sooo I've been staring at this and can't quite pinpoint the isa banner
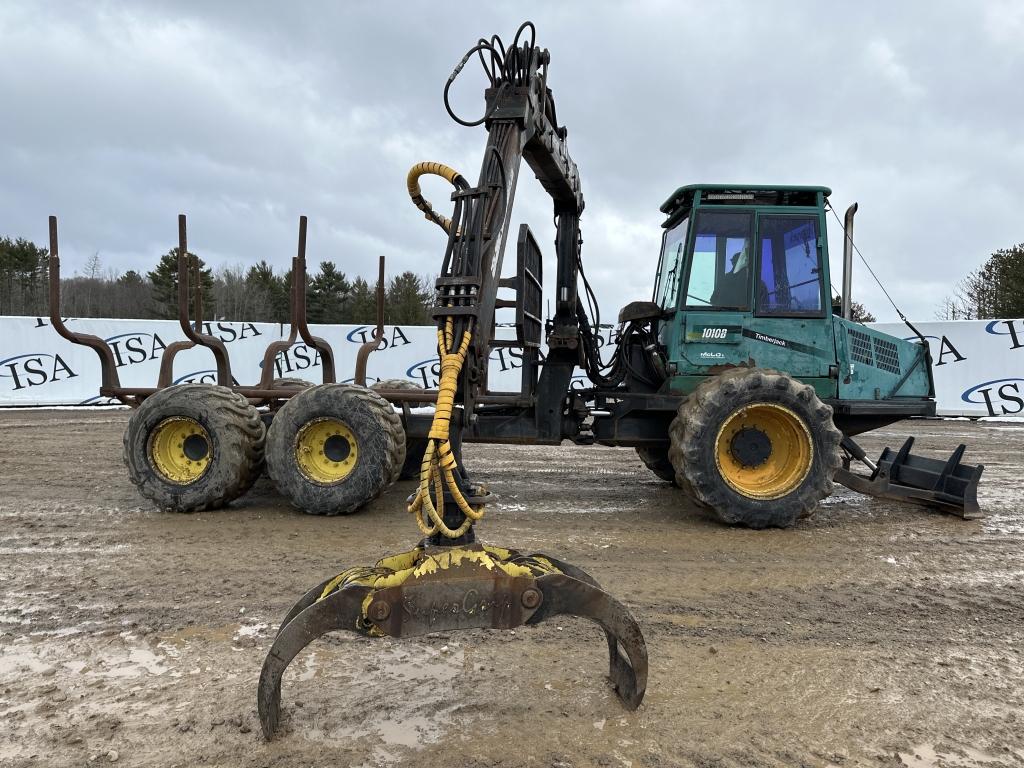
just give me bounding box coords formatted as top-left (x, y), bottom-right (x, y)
top-left (1, 315), bottom-right (1021, 417)
top-left (872, 319), bottom-right (1024, 418)
top-left (0, 316), bottom-right (528, 407)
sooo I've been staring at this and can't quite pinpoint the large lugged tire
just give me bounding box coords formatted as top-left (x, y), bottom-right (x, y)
top-left (266, 384), bottom-right (406, 515)
top-left (371, 378), bottom-right (428, 481)
top-left (123, 384), bottom-right (266, 513)
top-left (635, 445), bottom-right (676, 485)
top-left (668, 368), bottom-right (841, 528)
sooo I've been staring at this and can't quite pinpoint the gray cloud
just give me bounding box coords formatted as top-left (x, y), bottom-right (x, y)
top-left (2, 1), bottom-right (1022, 323)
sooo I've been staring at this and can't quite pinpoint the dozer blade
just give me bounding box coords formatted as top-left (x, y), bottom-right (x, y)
top-left (256, 544), bottom-right (648, 740)
top-left (835, 436), bottom-right (984, 519)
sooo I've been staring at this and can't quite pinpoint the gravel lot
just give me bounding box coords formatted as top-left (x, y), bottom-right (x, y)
top-left (1, 410), bottom-right (1022, 767)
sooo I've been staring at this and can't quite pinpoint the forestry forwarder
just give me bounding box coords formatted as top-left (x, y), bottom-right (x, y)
top-left (46, 22), bottom-right (982, 738)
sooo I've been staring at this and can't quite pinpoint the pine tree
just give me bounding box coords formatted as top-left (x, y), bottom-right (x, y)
top-left (308, 261), bottom-right (351, 323)
top-left (347, 277), bottom-right (377, 324)
top-left (385, 271), bottom-right (433, 325)
top-left (245, 260), bottom-right (289, 322)
top-left (147, 248), bottom-right (214, 320)
top-left (939, 243), bottom-right (1024, 319)
top-left (850, 301), bottom-right (876, 323)
top-left (0, 236), bottom-right (49, 315)
top-left (118, 270), bottom-right (144, 285)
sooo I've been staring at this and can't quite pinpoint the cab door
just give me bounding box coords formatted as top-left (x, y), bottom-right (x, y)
top-left (671, 210), bottom-right (755, 374)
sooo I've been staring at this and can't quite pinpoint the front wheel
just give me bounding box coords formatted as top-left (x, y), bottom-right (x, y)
top-left (668, 369), bottom-right (841, 528)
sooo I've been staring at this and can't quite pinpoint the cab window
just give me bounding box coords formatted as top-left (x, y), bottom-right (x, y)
top-left (683, 211), bottom-right (754, 310)
top-left (654, 215), bottom-right (689, 310)
top-left (757, 216), bottom-right (824, 316)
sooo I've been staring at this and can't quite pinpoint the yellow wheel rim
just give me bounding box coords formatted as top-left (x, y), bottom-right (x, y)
top-left (714, 403), bottom-right (813, 500)
top-left (148, 417), bottom-right (211, 484)
top-left (295, 418), bottom-right (359, 484)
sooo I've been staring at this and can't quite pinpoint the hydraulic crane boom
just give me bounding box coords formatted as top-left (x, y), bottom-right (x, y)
top-left (432, 24), bottom-right (585, 419)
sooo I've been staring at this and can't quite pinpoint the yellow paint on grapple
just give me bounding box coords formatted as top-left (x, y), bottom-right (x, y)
top-left (314, 544), bottom-right (566, 636)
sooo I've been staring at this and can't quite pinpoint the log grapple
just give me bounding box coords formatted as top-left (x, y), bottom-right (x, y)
top-left (257, 544), bottom-right (647, 738)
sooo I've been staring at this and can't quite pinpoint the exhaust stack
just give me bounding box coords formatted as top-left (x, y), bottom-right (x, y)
top-left (841, 202), bottom-right (858, 320)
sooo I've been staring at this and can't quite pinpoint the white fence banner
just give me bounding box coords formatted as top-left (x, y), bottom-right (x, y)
top-left (1, 315), bottom-right (1021, 417)
top-left (871, 319), bottom-right (1024, 418)
top-left (0, 316), bottom-right (536, 407)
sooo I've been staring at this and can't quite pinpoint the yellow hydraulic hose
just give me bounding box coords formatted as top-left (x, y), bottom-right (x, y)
top-left (404, 161), bottom-right (482, 538)
top-left (406, 161), bottom-right (466, 234)
top-left (407, 318), bottom-right (483, 538)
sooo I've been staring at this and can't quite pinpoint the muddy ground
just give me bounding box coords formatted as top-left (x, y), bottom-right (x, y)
top-left (0, 411), bottom-right (1022, 768)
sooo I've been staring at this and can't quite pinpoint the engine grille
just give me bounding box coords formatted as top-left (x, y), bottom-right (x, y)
top-left (847, 327), bottom-right (874, 367)
top-left (873, 336), bottom-right (901, 374)
top-left (846, 326), bottom-right (902, 376)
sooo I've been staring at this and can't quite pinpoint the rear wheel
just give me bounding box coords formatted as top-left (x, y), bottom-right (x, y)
top-left (371, 378), bottom-right (428, 481)
top-left (668, 368), bottom-right (841, 528)
top-left (266, 384), bottom-right (405, 515)
top-left (123, 384), bottom-right (265, 512)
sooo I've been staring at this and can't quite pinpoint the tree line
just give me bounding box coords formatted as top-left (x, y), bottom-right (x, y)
top-left (937, 243), bottom-right (1024, 320)
top-left (0, 236), bottom-right (436, 325)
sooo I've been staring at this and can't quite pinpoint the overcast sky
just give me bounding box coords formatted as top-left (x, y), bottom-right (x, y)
top-left (2, 1), bottom-right (1022, 323)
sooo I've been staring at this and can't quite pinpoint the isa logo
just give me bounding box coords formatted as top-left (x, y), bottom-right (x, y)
top-left (104, 331), bottom-right (167, 368)
top-left (985, 320), bottom-right (1024, 350)
top-left (962, 378), bottom-right (1024, 416)
top-left (0, 352), bottom-right (78, 390)
top-left (346, 326), bottom-right (411, 349)
top-left (173, 370), bottom-right (241, 385)
top-left (269, 344), bottom-right (323, 377)
top-left (199, 322), bottom-right (263, 343)
top-left (406, 358), bottom-right (441, 388)
top-left (489, 346), bottom-right (524, 373)
top-left (903, 334), bottom-right (965, 366)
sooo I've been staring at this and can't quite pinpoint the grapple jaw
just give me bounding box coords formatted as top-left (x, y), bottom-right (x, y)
top-left (835, 436), bottom-right (984, 519)
top-left (257, 544), bottom-right (648, 740)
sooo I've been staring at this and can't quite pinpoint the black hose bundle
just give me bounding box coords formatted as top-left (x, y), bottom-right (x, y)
top-left (443, 22), bottom-right (538, 127)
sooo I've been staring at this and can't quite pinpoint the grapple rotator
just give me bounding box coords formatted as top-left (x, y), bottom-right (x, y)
top-left (257, 537), bottom-right (648, 739)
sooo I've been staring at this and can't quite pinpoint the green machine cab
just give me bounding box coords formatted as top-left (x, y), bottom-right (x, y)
top-left (654, 184), bottom-right (934, 435)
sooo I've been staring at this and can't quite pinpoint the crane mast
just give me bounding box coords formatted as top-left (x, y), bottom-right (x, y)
top-left (434, 31), bottom-right (585, 418)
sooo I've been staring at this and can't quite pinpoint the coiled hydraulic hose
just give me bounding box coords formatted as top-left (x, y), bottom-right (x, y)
top-left (406, 162), bottom-right (468, 234)
top-left (405, 161), bottom-right (481, 538)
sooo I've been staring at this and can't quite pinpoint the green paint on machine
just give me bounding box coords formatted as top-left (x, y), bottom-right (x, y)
top-left (654, 184), bottom-right (933, 408)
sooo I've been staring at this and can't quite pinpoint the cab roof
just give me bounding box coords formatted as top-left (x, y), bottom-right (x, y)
top-left (659, 184), bottom-right (832, 214)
